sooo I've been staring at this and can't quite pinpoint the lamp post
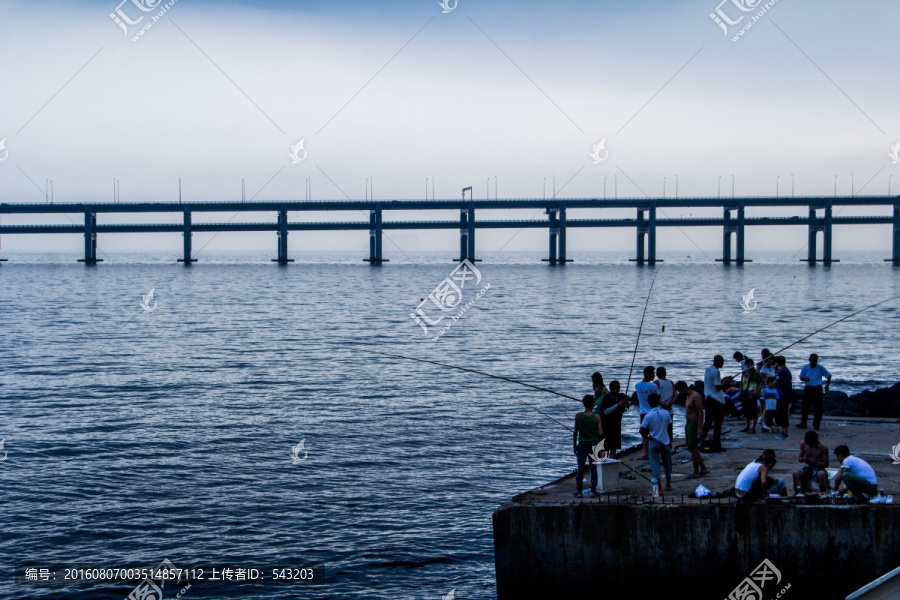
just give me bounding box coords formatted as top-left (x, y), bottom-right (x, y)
top-left (791, 173), bottom-right (794, 198)
top-left (776, 175), bottom-right (780, 198)
top-left (718, 175), bottom-right (721, 199)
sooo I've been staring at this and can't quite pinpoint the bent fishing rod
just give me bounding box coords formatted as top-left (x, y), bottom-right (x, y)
top-left (726, 292), bottom-right (900, 380)
top-left (361, 348), bottom-right (654, 482)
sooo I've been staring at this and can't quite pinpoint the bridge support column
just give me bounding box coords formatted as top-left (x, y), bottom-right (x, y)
top-left (544, 209), bottom-right (559, 264)
top-left (630, 209), bottom-right (647, 264)
top-left (271, 208), bottom-right (294, 264)
top-left (719, 208), bottom-right (733, 265)
top-left (888, 204), bottom-right (900, 265)
top-left (457, 204), bottom-right (477, 262)
top-left (802, 207), bottom-right (837, 264)
top-left (807, 208), bottom-right (818, 263)
top-left (177, 208), bottom-right (196, 264)
top-left (543, 204), bottom-right (572, 264)
top-left (647, 203), bottom-right (657, 265)
top-left (736, 202), bottom-right (746, 265)
top-left (77, 209), bottom-right (101, 264)
top-left (364, 204), bottom-right (388, 264)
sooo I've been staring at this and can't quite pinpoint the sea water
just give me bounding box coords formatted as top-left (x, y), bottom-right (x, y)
top-left (1, 250), bottom-right (898, 599)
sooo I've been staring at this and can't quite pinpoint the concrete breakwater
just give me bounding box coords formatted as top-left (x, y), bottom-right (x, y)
top-left (493, 417), bottom-right (900, 600)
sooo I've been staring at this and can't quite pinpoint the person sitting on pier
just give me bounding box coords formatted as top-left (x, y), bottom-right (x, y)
top-left (833, 445), bottom-right (878, 502)
top-left (792, 431), bottom-right (830, 495)
top-left (596, 380), bottom-right (628, 459)
top-left (635, 366), bottom-right (659, 460)
top-left (735, 450), bottom-right (787, 502)
top-left (675, 381), bottom-right (709, 479)
top-left (573, 395), bottom-right (603, 498)
top-left (639, 393), bottom-right (673, 492)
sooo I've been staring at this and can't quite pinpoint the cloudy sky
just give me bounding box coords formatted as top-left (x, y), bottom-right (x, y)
top-left (1, 0), bottom-right (898, 254)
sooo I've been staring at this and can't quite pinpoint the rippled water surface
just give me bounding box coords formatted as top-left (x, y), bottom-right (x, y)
top-left (1, 251), bottom-right (899, 599)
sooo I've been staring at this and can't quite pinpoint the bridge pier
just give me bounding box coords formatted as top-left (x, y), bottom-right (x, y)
top-left (803, 204), bottom-right (838, 265)
top-left (887, 204), bottom-right (900, 265)
top-left (629, 206), bottom-right (658, 264)
top-left (364, 204), bottom-right (388, 264)
top-left (177, 208), bottom-right (196, 264)
top-left (542, 205), bottom-right (572, 264)
top-left (271, 208), bottom-right (294, 264)
top-left (717, 204), bottom-right (749, 264)
top-left (77, 209), bottom-right (101, 264)
top-left (457, 204), bottom-right (477, 262)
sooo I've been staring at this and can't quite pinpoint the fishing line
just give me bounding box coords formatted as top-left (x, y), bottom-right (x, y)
top-left (724, 293), bottom-right (900, 380)
top-left (770, 293), bottom-right (900, 358)
top-left (624, 266), bottom-right (662, 394)
top-left (358, 348), bottom-right (576, 431)
top-left (360, 348), bottom-right (659, 483)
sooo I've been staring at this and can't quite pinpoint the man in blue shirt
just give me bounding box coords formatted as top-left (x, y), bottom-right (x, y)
top-left (640, 394), bottom-right (673, 492)
top-left (797, 353), bottom-right (831, 431)
top-left (774, 356), bottom-right (793, 440)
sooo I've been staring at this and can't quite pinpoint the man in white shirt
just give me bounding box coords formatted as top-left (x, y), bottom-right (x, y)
top-left (639, 394), bottom-right (673, 492)
top-left (833, 444), bottom-right (878, 501)
top-left (797, 353), bottom-right (832, 431)
top-left (634, 366), bottom-right (659, 460)
top-left (700, 355), bottom-right (732, 452)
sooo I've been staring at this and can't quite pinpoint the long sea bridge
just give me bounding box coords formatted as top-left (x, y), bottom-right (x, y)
top-left (1, 196), bottom-right (898, 265)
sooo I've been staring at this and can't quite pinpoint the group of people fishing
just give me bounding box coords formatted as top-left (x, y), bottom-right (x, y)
top-left (572, 350), bottom-right (879, 502)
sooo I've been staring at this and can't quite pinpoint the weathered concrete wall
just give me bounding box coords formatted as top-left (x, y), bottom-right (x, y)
top-left (493, 503), bottom-right (900, 600)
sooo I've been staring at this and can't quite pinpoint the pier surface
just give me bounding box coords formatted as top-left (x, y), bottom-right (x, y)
top-left (493, 416), bottom-right (900, 600)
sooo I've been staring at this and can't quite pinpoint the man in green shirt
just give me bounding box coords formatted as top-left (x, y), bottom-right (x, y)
top-left (573, 395), bottom-right (603, 498)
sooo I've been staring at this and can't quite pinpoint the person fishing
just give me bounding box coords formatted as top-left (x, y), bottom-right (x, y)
top-left (596, 380), bottom-right (628, 459)
top-left (573, 395), bottom-right (603, 498)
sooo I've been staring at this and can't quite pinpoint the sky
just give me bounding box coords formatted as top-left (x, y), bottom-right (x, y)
top-left (0, 0), bottom-right (898, 254)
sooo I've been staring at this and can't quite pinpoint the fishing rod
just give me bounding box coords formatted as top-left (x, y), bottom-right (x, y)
top-left (624, 267), bottom-right (662, 394)
top-left (725, 292), bottom-right (900, 380)
top-left (360, 348), bottom-right (657, 482)
top-left (771, 293), bottom-right (900, 358)
top-left (357, 348), bottom-right (576, 431)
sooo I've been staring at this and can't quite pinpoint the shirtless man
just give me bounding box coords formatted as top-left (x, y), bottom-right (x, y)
top-left (675, 381), bottom-right (709, 479)
top-left (792, 431), bottom-right (829, 494)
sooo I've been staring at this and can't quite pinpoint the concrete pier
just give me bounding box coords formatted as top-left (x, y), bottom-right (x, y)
top-left (493, 417), bottom-right (900, 600)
